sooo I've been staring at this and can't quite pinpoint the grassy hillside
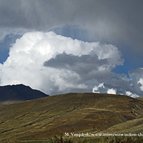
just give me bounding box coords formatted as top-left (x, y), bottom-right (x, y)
top-left (138, 97), bottom-right (143, 101)
top-left (0, 93), bottom-right (143, 142)
top-left (104, 117), bottom-right (143, 133)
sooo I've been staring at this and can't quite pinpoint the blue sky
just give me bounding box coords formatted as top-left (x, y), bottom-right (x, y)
top-left (114, 45), bottom-right (143, 75)
top-left (0, 34), bottom-right (19, 63)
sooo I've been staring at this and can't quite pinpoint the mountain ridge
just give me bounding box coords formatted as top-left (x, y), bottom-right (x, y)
top-left (0, 84), bottom-right (48, 101)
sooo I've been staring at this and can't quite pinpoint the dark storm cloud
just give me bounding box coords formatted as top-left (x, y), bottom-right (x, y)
top-left (44, 53), bottom-right (112, 85)
top-left (0, 0), bottom-right (143, 44)
top-left (44, 53), bottom-right (108, 75)
top-left (44, 53), bottom-right (143, 96)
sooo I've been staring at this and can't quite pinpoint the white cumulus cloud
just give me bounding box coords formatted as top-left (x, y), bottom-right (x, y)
top-left (0, 31), bottom-right (123, 94)
top-left (107, 88), bottom-right (117, 94)
top-left (125, 91), bottom-right (139, 98)
top-left (138, 78), bottom-right (143, 91)
top-left (92, 83), bottom-right (105, 93)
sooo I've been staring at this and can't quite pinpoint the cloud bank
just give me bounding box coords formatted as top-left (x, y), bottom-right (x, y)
top-left (0, 31), bottom-right (143, 97)
top-left (0, 0), bottom-right (143, 77)
top-left (0, 0), bottom-right (143, 49)
top-left (0, 31), bottom-right (122, 94)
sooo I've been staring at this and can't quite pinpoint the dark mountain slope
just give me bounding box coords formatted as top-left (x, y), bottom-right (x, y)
top-left (0, 84), bottom-right (48, 101)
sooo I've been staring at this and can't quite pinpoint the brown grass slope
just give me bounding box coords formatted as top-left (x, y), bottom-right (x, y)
top-left (0, 93), bottom-right (143, 142)
top-left (138, 96), bottom-right (143, 101)
top-left (104, 116), bottom-right (143, 133)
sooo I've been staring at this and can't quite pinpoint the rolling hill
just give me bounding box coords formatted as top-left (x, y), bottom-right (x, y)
top-left (0, 93), bottom-right (143, 142)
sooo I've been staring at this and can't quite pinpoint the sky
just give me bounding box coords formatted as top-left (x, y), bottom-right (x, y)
top-left (0, 0), bottom-right (143, 97)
